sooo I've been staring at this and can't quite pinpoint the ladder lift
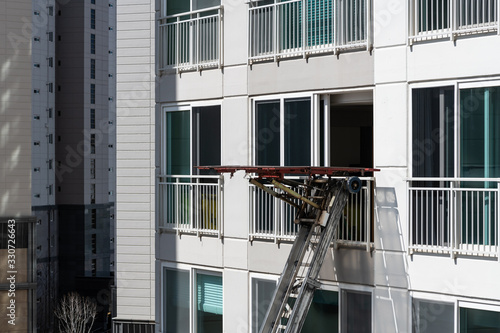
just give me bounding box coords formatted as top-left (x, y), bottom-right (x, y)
top-left (199, 166), bottom-right (378, 333)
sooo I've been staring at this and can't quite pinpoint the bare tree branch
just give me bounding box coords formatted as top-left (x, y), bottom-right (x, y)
top-left (54, 292), bottom-right (97, 333)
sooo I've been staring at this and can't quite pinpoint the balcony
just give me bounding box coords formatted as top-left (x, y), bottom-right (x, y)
top-left (408, 178), bottom-right (499, 257)
top-left (248, 0), bottom-right (371, 63)
top-left (409, 0), bottom-right (499, 44)
top-left (158, 175), bottom-right (223, 237)
top-left (158, 6), bottom-right (223, 73)
top-left (249, 176), bottom-right (375, 250)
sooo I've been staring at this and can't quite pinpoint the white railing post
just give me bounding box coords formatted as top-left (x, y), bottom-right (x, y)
top-left (273, 3), bottom-right (278, 61)
top-left (178, 17), bottom-right (181, 73)
top-left (219, 7), bottom-right (223, 69)
top-left (450, 180), bottom-right (456, 258)
top-left (367, 0), bottom-right (372, 50)
top-left (366, 179), bottom-right (371, 252)
top-left (302, 0), bottom-right (307, 57)
top-left (497, 181), bottom-right (500, 260)
top-left (175, 177), bottom-right (179, 234)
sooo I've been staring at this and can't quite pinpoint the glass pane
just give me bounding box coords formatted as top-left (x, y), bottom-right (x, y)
top-left (412, 87), bottom-right (454, 178)
top-left (164, 268), bottom-right (190, 333)
top-left (252, 278), bottom-right (277, 333)
top-left (285, 98), bottom-right (311, 166)
top-left (256, 101), bottom-right (281, 166)
top-left (412, 299), bottom-right (454, 333)
top-left (197, 273), bottom-right (223, 333)
top-left (460, 87), bottom-right (500, 180)
top-left (166, 111), bottom-right (190, 175)
top-left (193, 106), bottom-right (221, 175)
top-left (193, 0), bottom-right (220, 10)
top-left (342, 290), bottom-right (371, 333)
top-left (460, 307), bottom-right (500, 332)
top-left (167, 0), bottom-right (190, 16)
top-left (460, 87), bottom-right (500, 245)
top-left (302, 290), bottom-right (339, 333)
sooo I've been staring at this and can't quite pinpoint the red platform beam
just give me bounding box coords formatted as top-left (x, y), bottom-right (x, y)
top-left (197, 165), bottom-right (379, 179)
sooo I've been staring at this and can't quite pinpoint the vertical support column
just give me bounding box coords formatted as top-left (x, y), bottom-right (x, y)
top-left (312, 95), bottom-right (320, 166)
top-left (450, 180), bottom-right (456, 258)
top-left (366, 179), bottom-right (371, 252)
top-left (323, 95), bottom-right (331, 167)
top-left (485, 88), bottom-right (490, 245)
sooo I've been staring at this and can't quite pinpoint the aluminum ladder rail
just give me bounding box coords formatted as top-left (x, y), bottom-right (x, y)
top-left (259, 177), bottom-right (355, 333)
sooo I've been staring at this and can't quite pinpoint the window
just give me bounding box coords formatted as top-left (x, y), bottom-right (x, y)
top-left (90, 9), bottom-right (95, 29)
top-left (163, 267), bottom-right (223, 333)
top-left (341, 290), bottom-right (371, 333)
top-left (91, 0), bottom-right (95, 4)
top-left (48, 31), bottom-right (53, 42)
top-left (251, 278), bottom-right (276, 333)
top-left (412, 299), bottom-right (454, 333)
top-left (254, 98), bottom-right (311, 166)
top-left (164, 105), bottom-right (221, 175)
top-left (91, 234), bottom-right (96, 254)
top-left (91, 259), bottom-right (96, 276)
top-left (91, 209), bottom-right (97, 229)
top-left (90, 84), bottom-right (95, 104)
top-left (251, 277), bottom-right (339, 333)
top-left (90, 108), bottom-right (95, 129)
top-left (91, 134), bottom-right (96, 154)
top-left (412, 86), bottom-right (454, 179)
top-left (302, 289), bottom-right (339, 333)
top-left (90, 158), bottom-right (96, 179)
top-left (90, 59), bottom-right (95, 79)
top-left (90, 183), bottom-right (95, 204)
top-left (460, 306), bottom-right (500, 332)
top-left (410, 84), bottom-right (500, 252)
top-left (90, 34), bottom-right (95, 54)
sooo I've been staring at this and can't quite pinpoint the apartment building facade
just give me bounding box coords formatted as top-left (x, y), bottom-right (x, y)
top-left (116, 0), bottom-right (500, 332)
top-left (1, 1), bottom-right (38, 331)
top-left (53, 0), bottom-right (117, 329)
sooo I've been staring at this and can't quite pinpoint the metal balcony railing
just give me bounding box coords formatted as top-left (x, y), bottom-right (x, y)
top-left (248, 0), bottom-right (371, 63)
top-left (409, 0), bottom-right (499, 43)
top-left (408, 178), bottom-right (499, 257)
top-left (158, 175), bottom-right (223, 237)
top-left (249, 176), bottom-right (374, 250)
top-left (158, 6), bottom-right (223, 73)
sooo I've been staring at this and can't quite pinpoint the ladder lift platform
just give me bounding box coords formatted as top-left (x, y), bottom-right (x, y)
top-left (199, 166), bottom-right (379, 333)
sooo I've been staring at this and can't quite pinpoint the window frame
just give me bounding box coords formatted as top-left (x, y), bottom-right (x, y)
top-left (161, 102), bottom-right (223, 176)
top-left (410, 292), bottom-right (500, 333)
top-left (161, 262), bottom-right (224, 333)
top-left (409, 78), bottom-right (500, 179)
top-left (338, 283), bottom-right (373, 333)
top-left (249, 273), bottom-right (279, 333)
top-left (161, 0), bottom-right (221, 18)
top-left (251, 92), bottom-right (316, 166)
